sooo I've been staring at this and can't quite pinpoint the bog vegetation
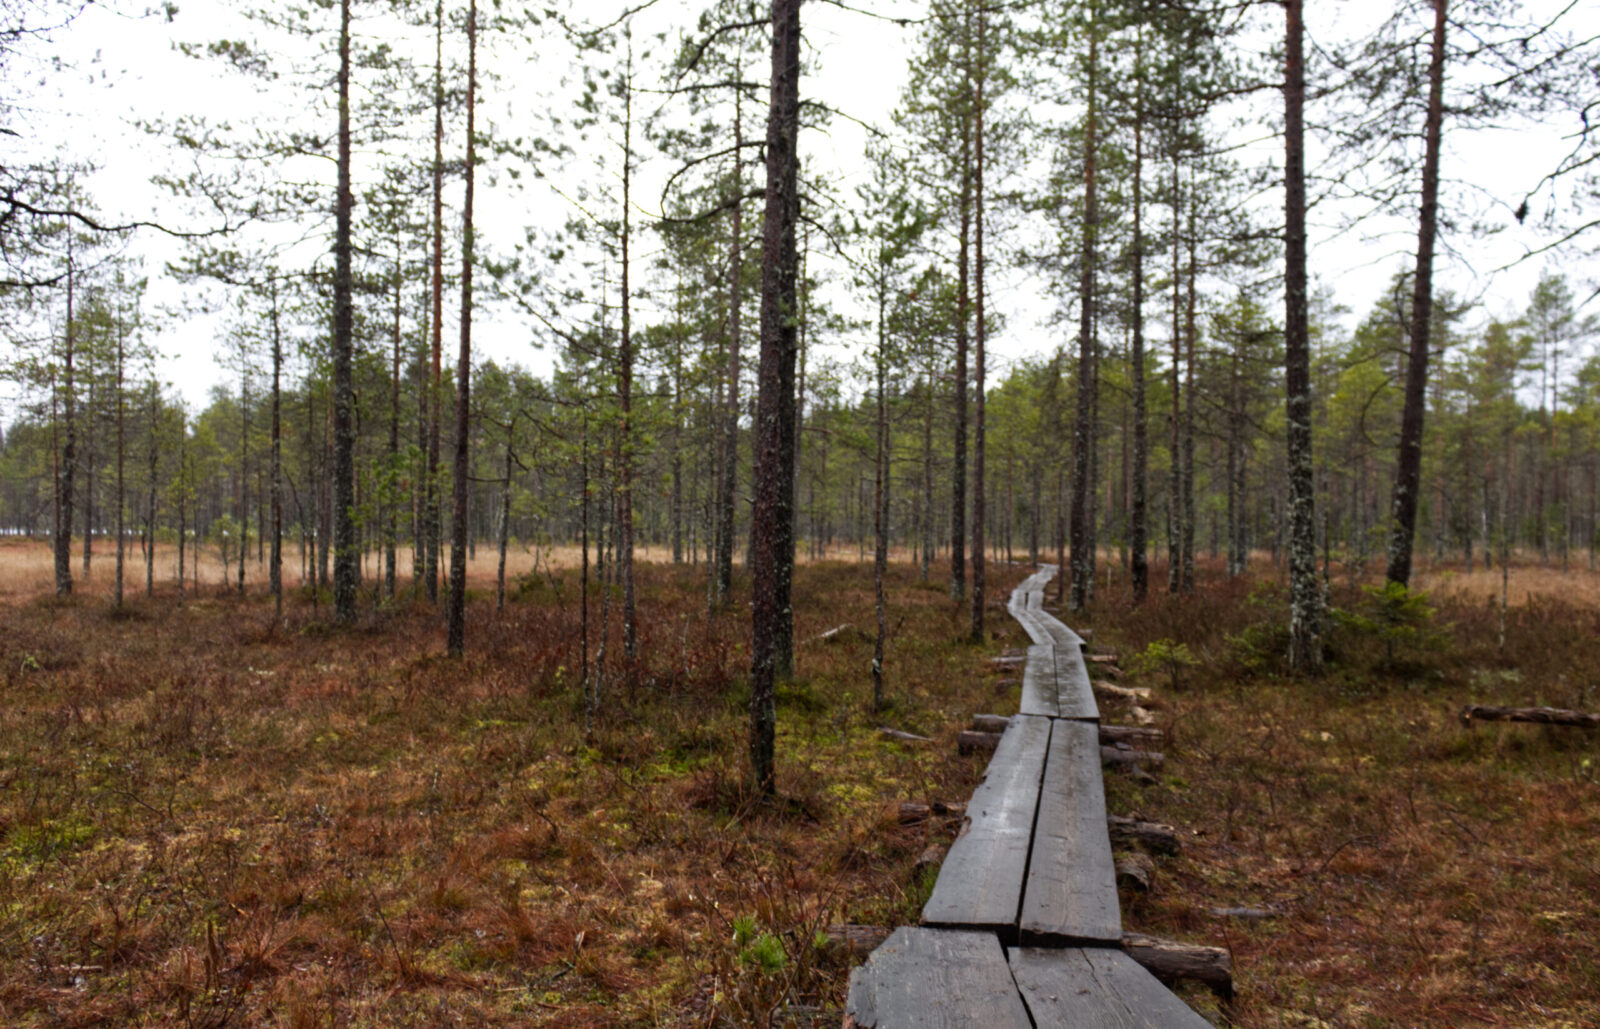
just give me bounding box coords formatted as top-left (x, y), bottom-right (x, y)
top-left (2, 0), bottom-right (1599, 1024)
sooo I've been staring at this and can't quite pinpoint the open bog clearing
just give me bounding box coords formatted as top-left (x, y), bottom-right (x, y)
top-left (0, 544), bottom-right (1596, 1026)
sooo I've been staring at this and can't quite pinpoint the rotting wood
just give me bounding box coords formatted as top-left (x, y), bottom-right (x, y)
top-left (1108, 815), bottom-right (1182, 855)
top-left (1094, 680), bottom-right (1156, 705)
top-left (878, 726), bottom-right (933, 743)
top-left (957, 730), bottom-right (1002, 755)
top-left (914, 843), bottom-right (947, 879)
top-left (897, 801), bottom-right (966, 825)
top-left (1116, 853), bottom-right (1154, 892)
top-left (825, 924), bottom-right (892, 958)
top-left (1101, 746), bottom-right (1164, 771)
top-left (805, 623), bottom-right (852, 644)
top-left (1460, 704), bottom-right (1600, 729)
top-left (1086, 652), bottom-right (1120, 664)
top-left (1120, 931), bottom-right (1233, 1001)
top-left (1100, 724), bottom-right (1165, 747)
top-left (971, 713), bottom-right (1011, 733)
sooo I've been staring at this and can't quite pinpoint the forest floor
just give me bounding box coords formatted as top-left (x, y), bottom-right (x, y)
top-left (0, 539), bottom-right (1596, 1027)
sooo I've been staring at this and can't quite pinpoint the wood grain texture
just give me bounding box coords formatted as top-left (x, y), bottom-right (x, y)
top-left (1019, 645), bottom-right (1061, 717)
top-left (844, 927), bottom-right (1034, 1029)
top-left (1007, 946), bottom-right (1214, 1028)
top-left (1052, 645), bottom-right (1100, 721)
top-left (1020, 719), bottom-right (1122, 944)
top-left (921, 714), bottom-right (1050, 933)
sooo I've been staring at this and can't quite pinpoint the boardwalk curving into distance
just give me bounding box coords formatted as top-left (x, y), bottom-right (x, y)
top-left (845, 565), bottom-right (1212, 1028)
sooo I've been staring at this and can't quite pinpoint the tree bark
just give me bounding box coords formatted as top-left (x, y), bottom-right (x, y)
top-left (715, 90), bottom-right (743, 608)
top-left (749, 0), bottom-right (802, 797)
top-left (1284, 0), bottom-right (1322, 672)
top-left (969, 4), bottom-right (987, 640)
top-left (446, 0), bottom-right (478, 656)
top-left (1130, 28), bottom-right (1148, 604)
top-left (54, 225), bottom-right (75, 597)
top-left (950, 5), bottom-right (971, 604)
top-left (425, 0), bottom-right (445, 604)
top-left (332, 0), bottom-right (358, 623)
top-left (1068, 8), bottom-right (1099, 613)
top-left (1385, 0), bottom-right (1448, 589)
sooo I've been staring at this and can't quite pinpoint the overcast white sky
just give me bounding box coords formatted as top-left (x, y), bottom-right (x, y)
top-left (6, 0), bottom-right (1596, 413)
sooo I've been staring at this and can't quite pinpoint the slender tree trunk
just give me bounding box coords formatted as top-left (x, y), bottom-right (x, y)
top-left (715, 88), bottom-right (743, 607)
top-left (446, 0), bottom-right (478, 656)
top-left (1181, 188), bottom-right (1197, 593)
top-left (55, 225), bottom-right (76, 597)
top-left (749, 0), bottom-right (801, 797)
top-left (1130, 30), bottom-right (1148, 602)
top-left (425, 0), bottom-right (445, 604)
top-left (873, 263), bottom-right (889, 711)
top-left (619, 46), bottom-right (637, 663)
top-left (969, 4), bottom-right (987, 639)
top-left (270, 273), bottom-right (283, 616)
top-left (1384, 0), bottom-right (1448, 589)
top-left (386, 228), bottom-right (401, 600)
top-left (497, 426), bottom-right (513, 613)
top-left (114, 305), bottom-right (125, 607)
top-left (145, 382), bottom-right (156, 598)
top-left (1068, 7), bottom-right (1099, 613)
top-left (1284, 0), bottom-right (1323, 671)
top-left (332, 0), bottom-right (358, 623)
top-left (951, 4), bottom-right (971, 605)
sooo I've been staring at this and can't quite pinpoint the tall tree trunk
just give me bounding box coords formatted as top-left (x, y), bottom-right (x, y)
top-left (951, 4), bottom-right (971, 605)
top-left (1384, 0), bottom-right (1448, 589)
top-left (1130, 29), bottom-right (1148, 602)
top-left (749, 0), bottom-right (801, 797)
top-left (873, 261), bottom-right (889, 711)
top-left (114, 303), bottom-right (125, 607)
top-left (969, 4), bottom-right (987, 640)
top-left (270, 272), bottom-right (283, 616)
top-left (54, 225), bottom-right (75, 597)
top-left (425, 0), bottom-right (445, 604)
top-left (715, 91), bottom-right (743, 607)
top-left (497, 426), bottom-right (513, 613)
top-left (386, 227), bottom-right (401, 600)
top-left (145, 381), bottom-right (156, 598)
top-left (1284, 0), bottom-right (1323, 671)
top-left (332, 0), bottom-right (358, 623)
top-left (1180, 187), bottom-right (1197, 593)
top-left (446, 0), bottom-right (478, 656)
top-left (619, 45), bottom-right (637, 664)
top-left (1068, 7), bottom-right (1099, 613)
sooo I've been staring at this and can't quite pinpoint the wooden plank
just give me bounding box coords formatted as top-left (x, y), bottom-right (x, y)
top-left (1007, 946), bottom-right (1214, 1028)
top-left (921, 714), bottom-right (1050, 934)
top-left (845, 927), bottom-right (1033, 1029)
top-left (1051, 645), bottom-right (1100, 721)
top-left (1018, 645), bottom-right (1061, 718)
top-left (1019, 719), bottom-right (1121, 944)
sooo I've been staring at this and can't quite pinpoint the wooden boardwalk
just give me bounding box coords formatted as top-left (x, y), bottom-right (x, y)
top-left (846, 566), bottom-right (1212, 1028)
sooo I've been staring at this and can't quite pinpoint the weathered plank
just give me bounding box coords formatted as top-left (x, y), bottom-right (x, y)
top-left (1007, 946), bottom-right (1214, 1028)
top-left (1018, 645), bottom-right (1062, 718)
top-left (921, 714), bottom-right (1050, 934)
top-left (1019, 718), bottom-right (1121, 944)
top-left (845, 928), bottom-right (1034, 1029)
top-left (1051, 644), bottom-right (1100, 721)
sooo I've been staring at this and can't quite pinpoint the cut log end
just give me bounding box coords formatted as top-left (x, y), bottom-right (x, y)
top-left (1116, 853), bottom-right (1154, 892)
top-left (824, 924), bottom-right (892, 959)
top-left (1108, 815), bottom-right (1183, 856)
top-left (1121, 931), bottom-right (1233, 1001)
top-left (958, 730), bottom-right (1003, 755)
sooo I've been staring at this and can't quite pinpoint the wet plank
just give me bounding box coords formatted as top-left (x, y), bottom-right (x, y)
top-left (921, 714), bottom-right (1050, 933)
top-left (845, 927), bottom-right (1033, 1028)
top-left (1007, 946), bottom-right (1214, 1028)
top-left (1018, 645), bottom-right (1061, 718)
top-left (1051, 645), bottom-right (1100, 721)
top-left (1019, 719), bottom-right (1121, 944)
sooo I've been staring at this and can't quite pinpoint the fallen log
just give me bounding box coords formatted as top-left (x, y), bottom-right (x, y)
top-left (1101, 746), bottom-right (1165, 771)
top-left (1128, 705), bottom-right (1157, 726)
top-left (957, 730), bottom-right (1003, 755)
top-left (1116, 853), bottom-right (1154, 893)
top-left (1093, 680), bottom-right (1159, 706)
top-left (824, 924), bottom-right (893, 959)
top-left (989, 654), bottom-right (1026, 667)
top-left (897, 801), bottom-right (966, 825)
top-left (1099, 724), bottom-right (1166, 748)
top-left (1211, 906), bottom-right (1276, 920)
top-left (878, 726), bottom-right (933, 744)
top-left (806, 623), bottom-right (853, 645)
top-left (1460, 704), bottom-right (1600, 729)
top-left (914, 843), bottom-right (947, 879)
top-left (1107, 815), bottom-right (1182, 856)
top-left (1086, 652), bottom-right (1120, 665)
top-left (971, 714), bottom-right (1164, 749)
top-left (1120, 932), bottom-right (1233, 1001)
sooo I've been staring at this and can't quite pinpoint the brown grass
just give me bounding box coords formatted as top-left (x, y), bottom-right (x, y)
top-left (2, 540), bottom-right (1596, 1026)
top-left (0, 542), bottom-right (1034, 1027)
